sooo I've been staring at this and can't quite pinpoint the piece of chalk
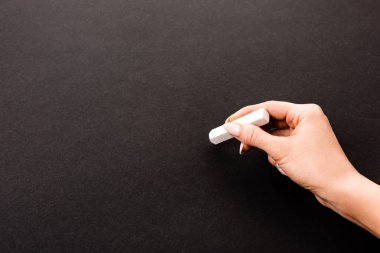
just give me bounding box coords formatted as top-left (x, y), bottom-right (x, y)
top-left (209, 108), bottom-right (270, 145)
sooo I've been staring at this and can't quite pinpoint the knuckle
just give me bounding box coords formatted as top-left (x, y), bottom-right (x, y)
top-left (244, 126), bottom-right (258, 146)
top-left (306, 104), bottom-right (325, 117)
top-left (265, 100), bottom-right (276, 108)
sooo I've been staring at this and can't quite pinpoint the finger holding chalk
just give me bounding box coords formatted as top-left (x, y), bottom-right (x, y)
top-left (209, 108), bottom-right (270, 145)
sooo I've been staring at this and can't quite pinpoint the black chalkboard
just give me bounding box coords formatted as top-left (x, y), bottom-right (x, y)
top-left (1, 0), bottom-right (379, 251)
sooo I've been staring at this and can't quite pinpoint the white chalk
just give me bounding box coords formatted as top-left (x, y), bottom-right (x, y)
top-left (209, 108), bottom-right (270, 145)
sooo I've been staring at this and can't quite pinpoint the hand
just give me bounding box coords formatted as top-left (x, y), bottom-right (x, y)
top-left (223, 101), bottom-right (380, 237)
top-left (224, 101), bottom-right (356, 202)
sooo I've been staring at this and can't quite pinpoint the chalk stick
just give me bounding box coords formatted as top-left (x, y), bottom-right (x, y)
top-left (209, 108), bottom-right (270, 145)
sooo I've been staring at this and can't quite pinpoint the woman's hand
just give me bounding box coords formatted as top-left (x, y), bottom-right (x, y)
top-left (223, 101), bottom-right (380, 238)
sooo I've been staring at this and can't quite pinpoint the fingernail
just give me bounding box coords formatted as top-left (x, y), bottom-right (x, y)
top-left (239, 143), bottom-right (244, 155)
top-left (225, 116), bottom-right (231, 123)
top-left (223, 123), bottom-right (241, 136)
top-left (275, 164), bottom-right (287, 176)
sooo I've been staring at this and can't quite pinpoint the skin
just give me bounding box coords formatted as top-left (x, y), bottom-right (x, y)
top-left (223, 101), bottom-right (380, 238)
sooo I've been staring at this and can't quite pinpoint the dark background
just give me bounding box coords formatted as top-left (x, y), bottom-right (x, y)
top-left (1, 0), bottom-right (379, 252)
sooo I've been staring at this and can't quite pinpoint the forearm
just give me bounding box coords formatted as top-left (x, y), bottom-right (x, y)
top-left (325, 171), bottom-right (380, 238)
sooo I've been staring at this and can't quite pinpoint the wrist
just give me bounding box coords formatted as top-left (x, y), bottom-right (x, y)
top-left (321, 169), bottom-right (380, 238)
top-left (324, 170), bottom-right (365, 213)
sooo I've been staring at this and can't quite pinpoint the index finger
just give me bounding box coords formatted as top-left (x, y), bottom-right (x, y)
top-left (225, 101), bottom-right (296, 122)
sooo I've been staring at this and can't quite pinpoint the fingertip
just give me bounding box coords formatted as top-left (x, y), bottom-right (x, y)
top-left (239, 143), bottom-right (251, 155)
top-left (275, 164), bottom-right (287, 176)
top-left (239, 143), bottom-right (244, 155)
top-left (223, 122), bottom-right (241, 137)
top-left (225, 114), bottom-right (237, 122)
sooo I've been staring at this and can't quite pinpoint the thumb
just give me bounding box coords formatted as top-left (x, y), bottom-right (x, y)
top-left (223, 122), bottom-right (284, 155)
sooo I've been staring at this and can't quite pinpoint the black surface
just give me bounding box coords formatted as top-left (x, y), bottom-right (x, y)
top-left (1, 0), bottom-right (380, 252)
